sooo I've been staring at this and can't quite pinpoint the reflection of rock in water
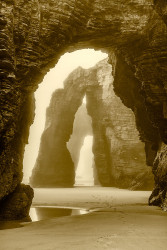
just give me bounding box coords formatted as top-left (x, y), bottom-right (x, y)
top-left (71, 209), bottom-right (88, 215)
top-left (35, 207), bottom-right (72, 220)
top-left (29, 208), bottom-right (38, 222)
top-left (30, 207), bottom-right (89, 221)
top-left (75, 135), bottom-right (94, 186)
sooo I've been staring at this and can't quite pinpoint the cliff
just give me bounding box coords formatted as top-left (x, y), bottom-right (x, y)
top-left (149, 143), bottom-right (167, 207)
top-left (31, 59), bottom-right (154, 190)
top-left (1, 0), bottom-right (167, 218)
top-left (86, 60), bottom-right (154, 189)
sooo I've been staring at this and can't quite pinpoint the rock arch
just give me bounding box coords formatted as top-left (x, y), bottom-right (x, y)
top-left (30, 59), bottom-right (154, 190)
top-left (1, 0), bottom-right (167, 218)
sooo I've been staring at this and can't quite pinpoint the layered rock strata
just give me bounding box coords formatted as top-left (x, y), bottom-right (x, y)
top-left (1, 0), bottom-right (167, 217)
top-left (86, 60), bottom-right (155, 189)
top-left (31, 59), bottom-right (154, 190)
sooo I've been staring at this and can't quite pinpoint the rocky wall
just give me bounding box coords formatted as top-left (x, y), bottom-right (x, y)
top-left (86, 60), bottom-right (155, 189)
top-left (154, 0), bottom-right (167, 25)
top-left (149, 143), bottom-right (167, 209)
top-left (0, 184), bottom-right (34, 221)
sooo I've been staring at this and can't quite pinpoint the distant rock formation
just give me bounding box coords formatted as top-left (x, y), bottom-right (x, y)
top-left (67, 104), bottom-right (98, 186)
top-left (30, 59), bottom-right (154, 190)
top-left (30, 70), bottom-right (86, 187)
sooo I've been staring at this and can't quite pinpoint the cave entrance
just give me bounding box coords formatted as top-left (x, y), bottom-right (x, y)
top-left (23, 49), bottom-right (107, 184)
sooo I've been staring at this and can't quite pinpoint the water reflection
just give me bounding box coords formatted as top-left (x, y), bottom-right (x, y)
top-left (30, 207), bottom-right (88, 222)
top-left (30, 208), bottom-right (38, 222)
top-left (36, 207), bottom-right (72, 221)
top-left (71, 209), bottom-right (88, 215)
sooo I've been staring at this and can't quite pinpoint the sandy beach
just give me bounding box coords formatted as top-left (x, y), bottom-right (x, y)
top-left (32, 187), bottom-right (151, 208)
top-left (1, 187), bottom-right (167, 250)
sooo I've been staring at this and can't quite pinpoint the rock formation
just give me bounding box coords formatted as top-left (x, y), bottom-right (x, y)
top-left (1, 0), bottom-right (167, 218)
top-left (0, 184), bottom-right (34, 221)
top-left (30, 68), bottom-right (86, 187)
top-left (86, 60), bottom-right (155, 189)
top-left (149, 143), bottom-right (167, 208)
top-left (31, 59), bottom-right (154, 190)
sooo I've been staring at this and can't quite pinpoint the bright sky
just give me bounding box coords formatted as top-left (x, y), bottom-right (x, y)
top-left (23, 49), bottom-right (108, 183)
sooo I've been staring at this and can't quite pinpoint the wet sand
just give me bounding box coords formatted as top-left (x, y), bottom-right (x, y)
top-left (32, 187), bottom-right (151, 208)
top-left (1, 187), bottom-right (167, 250)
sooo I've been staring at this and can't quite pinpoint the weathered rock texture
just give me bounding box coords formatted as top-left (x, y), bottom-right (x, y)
top-left (154, 0), bottom-right (167, 25)
top-left (149, 143), bottom-right (167, 209)
top-left (31, 60), bottom-right (154, 190)
top-left (86, 60), bottom-right (155, 189)
top-left (1, 0), bottom-right (167, 217)
top-left (0, 184), bottom-right (34, 221)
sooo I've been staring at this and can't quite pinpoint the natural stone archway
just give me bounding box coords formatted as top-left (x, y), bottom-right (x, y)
top-left (1, 0), bottom-right (167, 218)
top-left (31, 59), bottom-right (154, 190)
top-left (30, 67), bottom-right (86, 187)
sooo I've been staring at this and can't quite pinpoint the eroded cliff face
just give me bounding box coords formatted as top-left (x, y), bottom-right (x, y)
top-left (31, 60), bottom-right (154, 190)
top-left (86, 60), bottom-right (154, 189)
top-left (149, 143), bottom-right (167, 208)
top-left (110, 53), bottom-right (160, 166)
top-left (1, 0), bottom-right (167, 218)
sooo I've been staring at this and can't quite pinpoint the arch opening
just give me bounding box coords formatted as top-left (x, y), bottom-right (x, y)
top-left (23, 49), bottom-right (108, 184)
top-left (26, 49), bottom-right (154, 191)
top-left (67, 96), bottom-right (100, 187)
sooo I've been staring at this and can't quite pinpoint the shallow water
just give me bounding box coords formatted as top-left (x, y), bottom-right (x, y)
top-left (30, 187), bottom-right (151, 221)
top-left (33, 187), bottom-right (151, 208)
top-left (30, 207), bottom-right (89, 222)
